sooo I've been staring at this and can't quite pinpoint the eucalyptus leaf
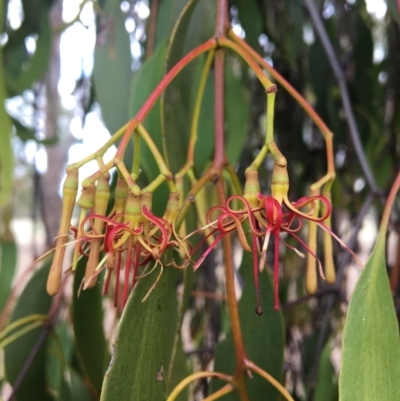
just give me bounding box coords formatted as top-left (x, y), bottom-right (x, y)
top-left (72, 257), bottom-right (108, 396)
top-left (0, 238), bottom-right (17, 313)
top-left (211, 251), bottom-right (285, 400)
top-left (339, 221), bottom-right (400, 400)
top-left (93, 0), bottom-right (132, 135)
top-left (0, 2), bottom-right (13, 206)
top-left (100, 267), bottom-right (170, 401)
top-left (4, 262), bottom-right (53, 401)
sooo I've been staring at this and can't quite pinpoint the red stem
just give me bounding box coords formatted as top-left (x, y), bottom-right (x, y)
top-left (116, 39), bottom-right (217, 160)
top-left (213, 50), bottom-right (226, 169)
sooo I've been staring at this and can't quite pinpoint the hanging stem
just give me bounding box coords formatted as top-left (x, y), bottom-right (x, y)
top-left (116, 39), bottom-right (218, 160)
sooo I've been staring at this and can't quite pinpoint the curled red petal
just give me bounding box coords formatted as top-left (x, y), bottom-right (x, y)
top-left (142, 206), bottom-right (169, 253)
top-left (193, 233), bottom-right (224, 270)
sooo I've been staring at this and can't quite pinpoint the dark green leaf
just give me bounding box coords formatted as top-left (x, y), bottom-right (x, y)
top-left (0, 238), bottom-right (17, 312)
top-left (100, 267), bottom-right (170, 401)
top-left (225, 59), bottom-right (249, 166)
top-left (12, 117), bottom-right (58, 146)
top-left (232, 0), bottom-right (263, 50)
top-left (314, 340), bottom-right (338, 401)
top-left (4, 261), bottom-right (53, 401)
top-left (129, 41), bottom-right (168, 181)
top-left (339, 222), bottom-right (400, 400)
top-left (161, 0), bottom-right (215, 174)
top-left (6, 11), bottom-right (52, 96)
top-left (93, 0), bottom-right (132, 135)
top-left (211, 251), bottom-right (285, 400)
top-left (0, 14), bottom-right (13, 206)
top-left (72, 257), bottom-right (108, 396)
top-left (155, 0), bottom-right (190, 48)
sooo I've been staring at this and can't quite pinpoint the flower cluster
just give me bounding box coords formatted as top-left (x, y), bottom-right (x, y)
top-left (189, 169), bottom-right (332, 313)
top-left (45, 168), bottom-right (186, 308)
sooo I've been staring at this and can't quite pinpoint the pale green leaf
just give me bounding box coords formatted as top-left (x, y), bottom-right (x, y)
top-left (339, 227), bottom-right (400, 400)
top-left (100, 267), bottom-right (170, 401)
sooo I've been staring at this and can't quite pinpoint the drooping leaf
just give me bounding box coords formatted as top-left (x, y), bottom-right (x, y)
top-left (72, 257), bottom-right (108, 396)
top-left (0, 234), bottom-right (17, 313)
top-left (129, 41), bottom-right (168, 181)
top-left (12, 117), bottom-right (58, 146)
top-left (232, 0), bottom-right (263, 50)
top-left (225, 58), bottom-right (249, 166)
top-left (339, 214), bottom-right (400, 400)
top-left (4, 261), bottom-right (53, 401)
top-left (5, 11), bottom-right (52, 96)
top-left (163, 269), bottom-right (189, 401)
top-left (161, 0), bottom-right (215, 174)
top-left (100, 267), bottom-right (170, 401)
top-left (155, 0), bottom-right (190, 48)
top-left (211, 251), bottom-right (285, 400)
top-left (93, 0), bottom-right (132, 135)
top-left (314, 340), bottom-right (338, 401)
top-left (0, 0), bottom-right (13, 206)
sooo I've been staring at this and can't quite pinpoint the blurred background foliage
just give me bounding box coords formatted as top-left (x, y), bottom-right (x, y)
top-left (0, 0), bottom-right (399, 400)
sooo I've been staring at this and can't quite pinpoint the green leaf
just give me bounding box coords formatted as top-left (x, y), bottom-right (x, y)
top-left (12, 117), bottom-right (58, 146)
top-left (93, 0), bottom-right (132, 135)
top-left (6, 11), bottom-right (52, 96)
top-left (161, 0), bottom-right (215, 174)
top-left (129, 41), bottom-right (168, 181)
top-left (314, 340), bottom-right (338, 401)
top-left (339, 221), bottom-right (400, 400)
top-left (72, 257), bottom-right (108, 396)
top-left (0, 238), bottom-right (17, 313)
top-left (155, 0), bottom-right (190, 48)
top-left (100, 267), bottom-right (170, 401)
top-left (0, 7), bottom-right (13, 206)
top-left (225, 59), bottom-right (249, 166)
top-left (163, 269), bottom-right (189, 401)
top-left (232, 0), bottom-right (263, 50)
top-left (211, 251), bottom-right (285, 400)
top-left (4, 261), bottom-right (53, 401)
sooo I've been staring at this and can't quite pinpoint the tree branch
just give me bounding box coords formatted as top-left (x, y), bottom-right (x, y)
top-left (302, 0), bottom-right (383, 198)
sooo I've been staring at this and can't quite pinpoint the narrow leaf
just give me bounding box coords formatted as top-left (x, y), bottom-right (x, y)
top-left (0, 238), bottom-right (17, 313)
top-left (0, 0), bottom-right (13, 206)
top-left (211, 251), bottom-right (285, 400)
top-left (339, 222), bottom-right (400, 400)
top-left (100, 267), bottom-right (170, 401)
top-left (72, 257), bottom-right (108, 396)
top-left (4, 261), bottom-right (53, 401)
top-left (93, 0), bottom-right (132, 135)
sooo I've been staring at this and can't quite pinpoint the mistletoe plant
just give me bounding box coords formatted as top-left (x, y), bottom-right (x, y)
top-left (3, 1), bottom-right (400, 401)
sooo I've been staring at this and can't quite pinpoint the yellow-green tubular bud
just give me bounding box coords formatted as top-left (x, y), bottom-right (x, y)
top-left (85, 175), bottom-right (111, 288)
top-left (243, 170), bottom-right (261, 207)
top-left (163, 192), bottom-right (180, 224)
top-left (47, 168), bottom-right (79, 296)
top-left (114, 178), bottom-right (128, 215)
top-left (77, 184), bottom-right (96, 210)
top-left (306, 220), bottom-right (318, 295)
top-left (271, 163), bottom-right (289, 205)
top-left (140, 192), bottom-right (153, 212)
top-left (322, 192), bottom-right (335, 284)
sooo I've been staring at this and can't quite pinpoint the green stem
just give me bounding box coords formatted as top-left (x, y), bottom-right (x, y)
top-left (177, 50), bottom-right (216, 178)
top-left (115, 39), bottom-right (218, 160)
top-left (131, 130), bottom-right (141, 180)
top-left (228, 30), bottom-right (336, 184)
